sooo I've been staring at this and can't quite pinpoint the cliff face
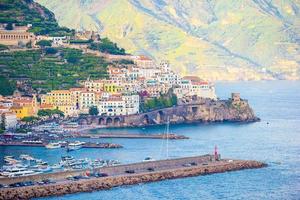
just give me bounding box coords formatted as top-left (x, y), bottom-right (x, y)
top-left (78, 96), bottom-right (259, 128)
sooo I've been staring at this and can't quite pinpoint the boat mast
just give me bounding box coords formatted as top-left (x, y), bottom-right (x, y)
top-left (166, 116), bottom-right (170, 159)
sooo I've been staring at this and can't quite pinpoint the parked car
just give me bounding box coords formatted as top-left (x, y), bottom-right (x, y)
top-left (147, 167), bottom-right (155, 172)
top-left (93, 172), bottom-right (108, 177)
top-left (125, 170), bottom-right (135, 174)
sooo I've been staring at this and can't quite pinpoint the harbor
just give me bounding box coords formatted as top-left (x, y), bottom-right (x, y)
top-left (0, 154), bottom-right (121, 179)
top-left (0, 154), bottom-right (266, 200)
top-left (0, 141), bottom-right (122, 149)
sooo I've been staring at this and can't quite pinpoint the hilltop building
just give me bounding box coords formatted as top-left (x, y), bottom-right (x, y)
top-left (0, 24), bottom-right (35, 46)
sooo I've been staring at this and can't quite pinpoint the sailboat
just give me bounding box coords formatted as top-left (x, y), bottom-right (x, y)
top-left (145, 116), bottom-right (171, 162)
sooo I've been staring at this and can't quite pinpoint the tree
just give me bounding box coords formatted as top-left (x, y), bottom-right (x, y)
top-left (21, 116), bottom-right (39, 123)
top-left (66, 55), bottom-right (79, 63)
top-left (89, 106), bottom-right (99, 116)
top-left (5, 23), bottom-right (13, 30)
top-left (36, 40), bottom-right (52, 48)
top-left (38, 109), bottom-right (64, 117)
top-left (45, 47), bottom-right (57, 54)
top-left (0, 76), bottom-right (16, 96)
top-left (0, 113), bottom-right (6, 132)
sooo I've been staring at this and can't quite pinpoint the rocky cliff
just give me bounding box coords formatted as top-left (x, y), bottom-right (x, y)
top-left (78, 95), bottom-right (259, 128)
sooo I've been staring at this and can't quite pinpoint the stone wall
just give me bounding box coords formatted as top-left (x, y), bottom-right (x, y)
top-left (0, 159), bottom-right (266, 200)
top-left (78, 97), bottom-right (259, 128)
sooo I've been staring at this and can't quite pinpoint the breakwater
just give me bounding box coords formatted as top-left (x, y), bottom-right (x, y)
top-left (78, 95), bottom-right (259, 128)
top-left (0, 155), bottom-right (266, 200)
top-left (74, 133), bottom-right (189, 140)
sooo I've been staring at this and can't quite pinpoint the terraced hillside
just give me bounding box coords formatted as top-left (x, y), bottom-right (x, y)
top-left (36, 0), bottom-right (300, 81)
top-left (0, 0), bottom-right (73, 36)
top-left (0, 48), bottom-right (110, 94)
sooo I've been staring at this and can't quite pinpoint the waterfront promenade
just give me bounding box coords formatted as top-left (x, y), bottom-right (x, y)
top-left (0, 155), bottom-right (266, 200)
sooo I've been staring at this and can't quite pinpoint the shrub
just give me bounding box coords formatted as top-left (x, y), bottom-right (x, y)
top-left (36, 40), bottom-right (52, 47)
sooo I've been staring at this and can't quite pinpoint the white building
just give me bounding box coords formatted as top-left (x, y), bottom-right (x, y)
top-left (98, 94), bottom-right (139, 116)
top-left (0, 111), bottom-right (17, 130)
top-left (173, 76), bottom-right (217, 100)
top-left (79, 91), bottom-right (96, 113)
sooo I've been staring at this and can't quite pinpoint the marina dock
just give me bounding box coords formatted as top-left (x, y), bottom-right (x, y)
top-left (74, 133), bottom-right (189, 140)
top-left (0, 155), bottom-right (266, 200)
top-left (0, 142), bottom-right (122, 149)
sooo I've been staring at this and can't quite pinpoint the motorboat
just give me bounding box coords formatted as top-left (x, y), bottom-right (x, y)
top-left (66, 141), bottom-right (83, 151)
top-left (20, 154), bottom-right (35, 161)
top-left (0, 167), bottom-right (39, 177)
top-left (45, 142), bottom-right (62, 149)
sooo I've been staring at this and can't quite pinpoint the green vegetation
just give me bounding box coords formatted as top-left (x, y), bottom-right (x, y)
top-left (0, 75), bottom-right (16, 96)
top-left (89, 106), bottom-right (99, 116)
top-left (0, 48), bottom-right (111, 93)
top-left (89, 38), bottom-right (126, 55)
top-left (36, 40), bottom-right (52, 47)
top-left (0, 44), bottom-right (8, 51)
top-left (0, 0), bottom-right (74, 36)
top-left (69, 39), bottom-right (92, 44)
top-left (142, 93), bottom-right (177, 112)
top-left (113, 59), bottom-right (134, 65)
top-left (0, 113), bottom-right (5, 133)
top-left (38, 109), bottom-right (64, 117)
top-left (21, 116), bottom-right (39, 123)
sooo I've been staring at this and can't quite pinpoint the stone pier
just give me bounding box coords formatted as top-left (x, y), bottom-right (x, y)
top-left (0, 155), bottom-right (266, 200)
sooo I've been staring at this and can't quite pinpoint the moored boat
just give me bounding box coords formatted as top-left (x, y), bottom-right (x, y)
top-left (45, 142), bottom-right (62, 149)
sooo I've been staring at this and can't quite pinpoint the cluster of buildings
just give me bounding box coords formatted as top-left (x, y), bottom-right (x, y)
top-left (0, 93), bottom-right (38, 130)
top-left (0, 24), bottom-right (217, 130)
top-left (0, 55), bottom-right (217, 129)
top-left (0, 23), bottom-right (100, 48)
top-left (37, 55), bottom-right (216, 118)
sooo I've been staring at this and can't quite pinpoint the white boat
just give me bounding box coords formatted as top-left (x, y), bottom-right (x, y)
top-left (67, 141), bottom-right (83, 151)
top-left (20, 154), bottom-right (35, 161)
top-left (45, 142), bottom-right (62, 149)
top-left (51, 163), bottom-right (62, 169)
top-left (0, 167), bottom-right (39, 177)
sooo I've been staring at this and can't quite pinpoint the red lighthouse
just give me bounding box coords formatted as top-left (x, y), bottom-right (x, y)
top-left (214, 145), bottom-right (218, 161)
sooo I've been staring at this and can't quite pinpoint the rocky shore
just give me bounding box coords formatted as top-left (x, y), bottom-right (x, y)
top-left (0, 158), bottom-right (266, 200)
top-left (78, 94), bottom-right (260, 128)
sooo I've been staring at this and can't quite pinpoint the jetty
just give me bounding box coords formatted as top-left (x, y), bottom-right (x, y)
top-left (0, 155), bottom-right (266, 200)
top-left (0, 142), bottom-right (122, 149)
top-left (73, 133), bottom-right (189, 140)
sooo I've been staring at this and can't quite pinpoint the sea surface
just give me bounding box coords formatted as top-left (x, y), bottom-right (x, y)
top-left (1, 81), bottom-right (300, 200)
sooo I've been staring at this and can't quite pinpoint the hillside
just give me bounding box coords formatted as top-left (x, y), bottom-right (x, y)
top-left (0, 48), bottom-right (110, 95)
top-left (0, 0), bottom-right (73, 36)
top-left (36, 0), bottom-right (300, 81)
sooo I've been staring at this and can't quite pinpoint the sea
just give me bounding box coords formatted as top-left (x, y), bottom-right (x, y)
top-left (1, 81), bottom-right (300, 200)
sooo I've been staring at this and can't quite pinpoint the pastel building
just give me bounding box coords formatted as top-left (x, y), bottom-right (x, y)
top-left (10, 96), bottom-right (38, 119)
top-left (98, 93), bottom-right (139, 116)
top-left (41, 90), bottom-right (77, 116)
top-left (0, 24), bottom-right (35, 46)
top-left (0, 110), bottom-right (17, 130)
top-left (173, 76), bottom-right (217, 100)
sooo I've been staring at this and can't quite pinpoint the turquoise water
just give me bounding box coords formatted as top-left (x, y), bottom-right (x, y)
top-left (1, 81), bottom-right (300, 199)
